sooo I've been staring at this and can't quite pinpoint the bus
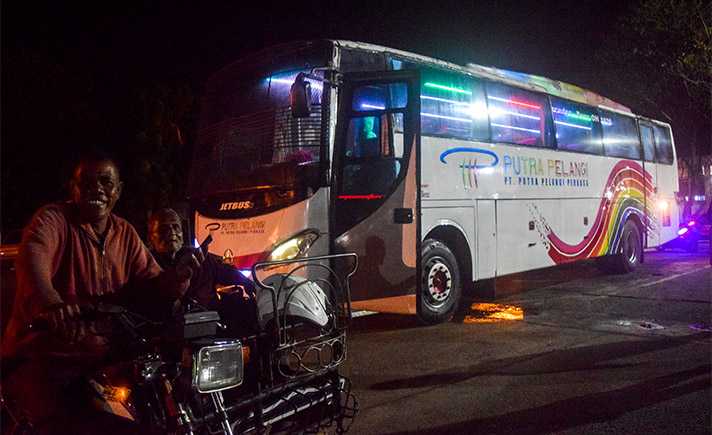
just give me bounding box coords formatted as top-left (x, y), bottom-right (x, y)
top-left (186, 40), bottom-right (680, 325)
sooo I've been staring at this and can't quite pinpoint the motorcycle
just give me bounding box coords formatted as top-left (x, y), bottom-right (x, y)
top-left (2, 253), bottom-right (359, 434)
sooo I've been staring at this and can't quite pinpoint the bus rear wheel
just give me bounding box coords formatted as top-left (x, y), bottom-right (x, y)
top-left (607, 220), bottom-right (642, 274)
top-left (418, 239), bottom-right (461, 325)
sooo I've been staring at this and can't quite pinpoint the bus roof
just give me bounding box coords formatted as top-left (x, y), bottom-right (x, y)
top-left (331, 40), bottom-right (632, 113)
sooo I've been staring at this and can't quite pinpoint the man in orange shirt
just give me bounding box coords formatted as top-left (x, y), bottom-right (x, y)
top-left (1, 151), bottom-right (203, 433)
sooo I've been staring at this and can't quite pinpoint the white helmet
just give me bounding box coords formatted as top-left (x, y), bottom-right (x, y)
top-left (257, 274), bottom-right (331, 329)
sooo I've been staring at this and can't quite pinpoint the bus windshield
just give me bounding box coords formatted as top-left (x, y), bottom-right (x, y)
top-left (187, 42), bottom-right (332, 198)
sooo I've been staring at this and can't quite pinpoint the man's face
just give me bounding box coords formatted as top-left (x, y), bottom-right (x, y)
top-left (70, 160), bottom-right (123, 227)
top-left (149, 212), bottom-right (184, 255)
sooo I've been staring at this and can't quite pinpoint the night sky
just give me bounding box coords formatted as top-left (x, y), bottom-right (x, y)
top-left (0, 0), bottom-right (664, 233)
top-left (2, 0), bottom-right (630, 92)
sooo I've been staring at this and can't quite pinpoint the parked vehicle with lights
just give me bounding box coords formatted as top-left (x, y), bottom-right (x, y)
top-left (1, 254), bottom-right (358, 434)
top-left (187, 40), bottom-right (680, 325)
top-left (659, 202), bottom-right (711, 253)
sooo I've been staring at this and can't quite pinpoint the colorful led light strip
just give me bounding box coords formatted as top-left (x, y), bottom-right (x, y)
top-left (491, 123), bottom-right (540, 134)
top-left (268, 77), bottom-right (324, 91)
top-left (421, 95), bottom-right (471, 106)
top-left (338, 194), bottom-right (384, 200)
top-left (424, 82), bottom-right (472, 95)
top-left (422, 112), bottom-right (472, 123)
top-left (488, 96), bottom-right (541, 110)
top-left (493, 110), bottom-right (540, 121)
top-left (554, 120), bottom-right (592, 131)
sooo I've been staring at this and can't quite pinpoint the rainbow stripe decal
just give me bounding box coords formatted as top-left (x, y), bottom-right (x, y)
top-left (531, 161), bottom-right (657, 264)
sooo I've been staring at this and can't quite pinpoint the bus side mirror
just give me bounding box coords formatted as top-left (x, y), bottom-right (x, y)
top-left (290, 75), bottom-right (312, 118)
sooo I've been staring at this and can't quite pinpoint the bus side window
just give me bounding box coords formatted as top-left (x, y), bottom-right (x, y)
top-left (601, 111), bottom-right (641, 159)
top-left (419, 69), bottom-right (488, 141)
top-left (551, 97), bottom-right (603, 154)
top-left (652, 124), bottom-right (674, 165)
top-left (640, 124), bottom-right (655, 162)
top-left (486, 82), bottom-right (549, 148)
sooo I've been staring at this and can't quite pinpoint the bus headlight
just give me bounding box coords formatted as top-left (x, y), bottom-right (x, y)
top-left (193, 341), bottom-right (244, 393)
top-left (267, 230), bottom-right (319, 262)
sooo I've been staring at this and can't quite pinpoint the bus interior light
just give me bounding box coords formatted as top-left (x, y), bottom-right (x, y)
top-left (421, 95), bottom-right (472, 106)
top-left (421, 112), bottom-right (473, 123)
top-left (490, 123), bottom-right (540, 134)
top-left (489, 107), bottom-right (541, 121)
top-left (554, 121), bottom-right (592, 131)
top-left (424, 82), bottom-right (472, 95)
top-left (487, 96), bottom-right (541, 110)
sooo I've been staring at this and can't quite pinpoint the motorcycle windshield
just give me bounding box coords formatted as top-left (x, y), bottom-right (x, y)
top-left (187, 42), bottom-right (333, 199)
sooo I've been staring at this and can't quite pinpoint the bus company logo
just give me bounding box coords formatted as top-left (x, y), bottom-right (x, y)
top-left (219, 201), bottom-right (254, 211)
top-left (220, 220), bottom-right (266, 235)
top-left (503, 155), bottom-right (589, 187)
top-left (440, 147), bottom-right (499, 189)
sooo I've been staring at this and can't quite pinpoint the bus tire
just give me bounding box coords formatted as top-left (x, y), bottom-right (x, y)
top-left (609, 220), bottom-right (642, 274)
top-left (418, 239), bottom-right (461, 325)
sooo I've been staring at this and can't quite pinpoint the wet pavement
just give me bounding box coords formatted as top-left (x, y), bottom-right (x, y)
top-left (341, 246), bottom-right (711, 434)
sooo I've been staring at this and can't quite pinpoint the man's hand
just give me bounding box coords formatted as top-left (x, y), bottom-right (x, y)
top-left (38, 303), bottom-right (85, 345)
top-left (173, 246), bottom-right (205, 280)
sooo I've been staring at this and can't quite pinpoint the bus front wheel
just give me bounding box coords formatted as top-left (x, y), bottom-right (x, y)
top-left (418, 239), bottom-right (461, 325)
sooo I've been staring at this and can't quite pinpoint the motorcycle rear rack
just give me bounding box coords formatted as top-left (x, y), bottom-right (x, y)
top-left (273, 330), bottom-right (348, 377)
top-left (251, 253), bottom-right (358, 349)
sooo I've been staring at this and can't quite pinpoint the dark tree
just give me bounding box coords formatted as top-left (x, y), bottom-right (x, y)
top-left (597, 0), bottom-right (711, 164)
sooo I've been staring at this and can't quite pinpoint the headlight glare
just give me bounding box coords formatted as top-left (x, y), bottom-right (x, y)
top-left (193, 342), bottom-right (243, 393)
top-left (267, 231), bottom-right (319, 262)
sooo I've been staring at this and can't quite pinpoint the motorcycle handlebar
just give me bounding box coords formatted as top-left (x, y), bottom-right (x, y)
top-left (29, 303), bottom-right (126, 332)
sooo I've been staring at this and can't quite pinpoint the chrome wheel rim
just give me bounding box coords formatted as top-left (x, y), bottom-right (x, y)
top-left (424, 257), bottom-right (451, 306)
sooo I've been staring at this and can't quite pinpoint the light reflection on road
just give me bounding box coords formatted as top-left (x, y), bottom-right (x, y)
top-left (463, 303), bottom-right (524, 323)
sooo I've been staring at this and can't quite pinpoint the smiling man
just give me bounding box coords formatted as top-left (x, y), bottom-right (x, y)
top-left (1, 150), bottom-right (203, 433)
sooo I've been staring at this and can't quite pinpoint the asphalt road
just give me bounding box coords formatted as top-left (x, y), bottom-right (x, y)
top-left (340, 245), bottom-right (711, 434)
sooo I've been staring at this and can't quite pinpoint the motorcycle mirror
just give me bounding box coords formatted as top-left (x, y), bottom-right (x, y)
top-left (290, 74), bottom-right (312, 118)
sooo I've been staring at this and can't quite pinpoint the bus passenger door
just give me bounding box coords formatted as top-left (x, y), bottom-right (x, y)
top-left (331, 70), bottom-right (421, 313)
top-left (639, 122), bottom-right (660, 247)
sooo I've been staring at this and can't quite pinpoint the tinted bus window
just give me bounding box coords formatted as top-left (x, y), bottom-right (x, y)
top-left (639, 123), bottom-right (655, 162)
top-left (600, 111), bottom-right (641, 159)
top-left (342, 115), bottom-right (400, 195)
top-left (551, 97), bottom-right (603, 154)
top-left (420, 69), bottom-right (489, 141)
top-left (352, 83), bottom-right (408, 111)
top-left (487, 82), bottom-right (548, 147)
top-left (653, 124), bottom-right (674, 164)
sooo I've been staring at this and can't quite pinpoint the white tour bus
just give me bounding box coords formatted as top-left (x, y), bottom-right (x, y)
top-left (187, 40), bottom-right (680, 324)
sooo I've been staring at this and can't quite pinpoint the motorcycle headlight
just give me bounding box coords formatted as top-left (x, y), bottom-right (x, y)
top-left (193, 341), bottom-right (244, 393)
top-left (267, 230), bottom-right (319, 263)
